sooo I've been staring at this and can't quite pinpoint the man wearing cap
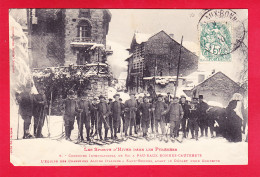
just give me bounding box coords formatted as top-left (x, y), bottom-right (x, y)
top-left (97, 95), bottom-right (110, 140)
top-left (17, 82), bottom-right (34, 139)
top-left (180, 96), bottom-right (190, 138)
top-left (163, 97), bottom-right (184, 139)
top-left (76, 92), bottom-right (92, 141)
top-left (63, 90), bottom-right (78, 141)
top-left (90, 97), bottom-right (98, 136)
top-left (138, 96), bottom-right (152, 137)
top-left (124, 93), bottom-right (138, 136)
top-left (33, 88), bottom-right (47, 138)
top-left (197, 95), bottom-right (209, 137)
top-left (189, 98), bottom-right (200, 140)
top-left (152, 94), bottom-right (168, 139)
top-left (110, 94), bottom-right (122, 139)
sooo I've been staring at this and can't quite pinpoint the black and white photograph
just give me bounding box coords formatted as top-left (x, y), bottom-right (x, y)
top-left (9, 9), bottom-right (248, 166)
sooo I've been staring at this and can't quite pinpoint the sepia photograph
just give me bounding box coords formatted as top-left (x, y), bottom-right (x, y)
top-left (9, 9), bottom-right (248, 166)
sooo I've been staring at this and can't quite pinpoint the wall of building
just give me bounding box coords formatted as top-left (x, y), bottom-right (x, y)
top-left (144, 31), bottom-right (198, 77)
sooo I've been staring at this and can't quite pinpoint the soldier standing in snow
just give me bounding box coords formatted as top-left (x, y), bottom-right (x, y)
top-left (17, 82), bottom-right (34, 139)
top-left (197, 95), bottom-right (209, 137)
top-left (163, 97), bottom-right (184, 140)
top-left (97, 95), bottom-right (110, 140)
top-left (152, 94), bottom-right (168, 140)
top-left (124, 93), bottom-right (138, 136)
top-left (189, 98), bottom-right (200, 140)
top-left (90, 97), bottom-right (98, 136)
top-left (180, 96), bottom-right (190, 138)
top-left (33, 88), bottom-right (47, 138)
top-left (63, 90), bottom-right (78, 141)
top-left (138, 96), bottom-right (152, 137)
top-left (76, 91), bottom-right (92, 142)
top-left (110, 94), bottom-right (122, 139)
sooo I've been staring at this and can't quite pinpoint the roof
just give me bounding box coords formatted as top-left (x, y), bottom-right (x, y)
top-left (191, 71), bottom-right (242, 91)
top-left (134, 33), bottom-right (152, 44)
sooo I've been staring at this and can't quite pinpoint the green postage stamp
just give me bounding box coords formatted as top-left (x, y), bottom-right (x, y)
top-left (200, 22), bottom-right (232, 62)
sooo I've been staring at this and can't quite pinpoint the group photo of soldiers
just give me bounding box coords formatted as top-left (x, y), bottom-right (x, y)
top-left (16, 81), bottom-right (248, 145)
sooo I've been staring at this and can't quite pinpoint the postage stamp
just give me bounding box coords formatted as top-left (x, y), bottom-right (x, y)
top-left (198, 9), bottom-right (246, 62)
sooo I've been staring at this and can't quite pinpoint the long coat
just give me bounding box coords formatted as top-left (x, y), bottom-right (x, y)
top-left (164, 102), bottom-right (184, 121)
top-left (64, 98), bottom-right (78, 117)
top-left (124, 99), bottom-right (137, 119)
top-left (152, 101), bottom-right (168, 120)
top-left (18, 91), bottom-right (34, 117)
top-left (77, 99), bottom-right (92, 116)
top-left (138, 102), bottom-right (152, 121)
top-left (110, 100), bottom-right (122, 120)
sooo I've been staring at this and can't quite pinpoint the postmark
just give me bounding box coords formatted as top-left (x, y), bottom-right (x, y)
top-left (198, 9), bottom-right (246, 62)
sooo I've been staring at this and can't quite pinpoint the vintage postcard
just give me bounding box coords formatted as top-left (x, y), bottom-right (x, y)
top-left (9, 9), bottom-right (248, 166)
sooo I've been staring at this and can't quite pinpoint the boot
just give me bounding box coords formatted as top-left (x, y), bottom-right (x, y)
top-left (195, 131), bottom-right (199, 141)
top-left (98, 129), bottom-right (103, 140)
top-left (105, 129), bottom-right (108, 140)
top-left (191, 132), bottom-right (195, 139)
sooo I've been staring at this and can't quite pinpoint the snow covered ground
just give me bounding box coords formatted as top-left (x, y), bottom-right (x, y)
top-left (10, 116), bottom-right (248, 166)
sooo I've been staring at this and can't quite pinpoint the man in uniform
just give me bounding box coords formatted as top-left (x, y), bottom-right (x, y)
top-left (124, 93), bottom-right (138, 136)
top-left (163, 97), bottom-right (184, 140)
top-left (119, 98), bottom-right (125, 133)
top-left (180, 95), bottom-right (190, 138)
top-left (33, 88), bottom-right (47, 138)
top-left (77, 91), bottom-right (92, 141)
top-left (197, 95), bottom-right (209, 137)
top-left (97, 95), bottom-right (110, 140)
top-left (90, 97), bottom-right (98, 136)
top-left (17, 82), bottom-right (34, 139)
top-left (63, 90), bottom-right (78, 141)
top-left (189, 98), bottom-right (200, 140)
top-left (110, 94), bottom-right (122, 139)
top-left (152, 94), bottom-right (168, 140)
top-left (138, 96), bottom-right (152, 137)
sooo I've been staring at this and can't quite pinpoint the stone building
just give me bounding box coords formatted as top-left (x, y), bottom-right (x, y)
top-left (29, 9), bottom-right (112, 111)
top-left (126, 30), bottom-right (198, 94)
top-left (183, 71), bottom-right (246, 107)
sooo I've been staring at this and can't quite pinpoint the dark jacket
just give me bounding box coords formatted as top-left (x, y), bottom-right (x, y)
top-left (77, 99), bottom-right (92, 116)
top-left (33, 93), bottom-right (47, 118)
top-left (110, 100), bottom-right (122, 120)
top-left (138, 102), bottom-right (152, 121)
top-left (64, 98), bottom-right (78, 117)
top-left (180, 102), bottom-right (190, 119)
top-left (124, 99), bottom-right (137, 119)
top-left (152, 101), bottom-right (168, 120)
top-left (197, 101), bottom-right (209, 119)
top-left (97, 101), bottom-right (110, 117)
top-left (18, 91), bottom-right (33, 117)
top-left (189, 103), bottom-right (199, 121)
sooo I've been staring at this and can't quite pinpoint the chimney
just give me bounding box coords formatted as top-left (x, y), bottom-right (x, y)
top-left (169, 34), bottom-right (174, 39)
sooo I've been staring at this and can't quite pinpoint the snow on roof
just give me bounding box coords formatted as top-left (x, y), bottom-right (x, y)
top-left (135, 33), bottom-right (152, 44)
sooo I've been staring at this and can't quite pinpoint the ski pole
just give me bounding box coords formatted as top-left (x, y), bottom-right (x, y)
top-left (17, 110), bottom-right (20, 140)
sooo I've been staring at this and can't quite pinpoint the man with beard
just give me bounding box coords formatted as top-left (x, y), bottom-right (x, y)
top-left (124, 93), bottom-right (138, 136)
top-left (33, 88), bottom-right (47, 138)
top-left (152, 94), bottom-right (168, 141)
top-left (76, 91), bottom-right (92, 142)
top-left (163, 97), bottom-right (184, 141)
top-left (197, 95), bottom-right (209, 137)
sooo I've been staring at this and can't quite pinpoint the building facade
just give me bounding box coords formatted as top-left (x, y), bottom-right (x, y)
top-left (126, 30), bottom-right (198, 94)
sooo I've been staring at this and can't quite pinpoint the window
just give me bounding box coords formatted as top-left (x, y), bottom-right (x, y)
top-left (79, 9), bottom-right (91, 18)
top-left (77, 20), bottom-right (92, 39)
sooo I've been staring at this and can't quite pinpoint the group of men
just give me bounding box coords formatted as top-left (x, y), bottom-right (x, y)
top-left (62, 90), bottom-right (210, 142)
top-left (17, 83), bottom-right (211, 142)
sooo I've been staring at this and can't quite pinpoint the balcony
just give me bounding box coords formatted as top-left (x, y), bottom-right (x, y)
top-left (70, 37), bottom-right (95, 48)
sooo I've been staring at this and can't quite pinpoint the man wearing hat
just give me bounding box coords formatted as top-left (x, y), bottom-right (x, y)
top-left (152, 94), bottom-right (168, 140)
top-left (97, 95), bottom-right (110, 140)
top-left (17, 82), bottom-right (34, 139)
top-left (33, 87), bottom-right (47, 138)
top-left (180, 95), bottom-right (190, 138)
top-left (163, 97), bottom-right (184, 140)
top-left (138, 96), bottom-right (152, 137)
top-left (124, 93), bottom-right (138, 136)
top-left (63, 90), bottom-right (78, 141)
top-left (90, 97), bottom-right (98, 136)
top-left (76, 91), bottom-right (92, 141)
top-left (189, 98), bottom-right (199, 140)
top-left (197, 95), bottom-right (209, 137)
top-left (110, 94), bottom-right (122, 139)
